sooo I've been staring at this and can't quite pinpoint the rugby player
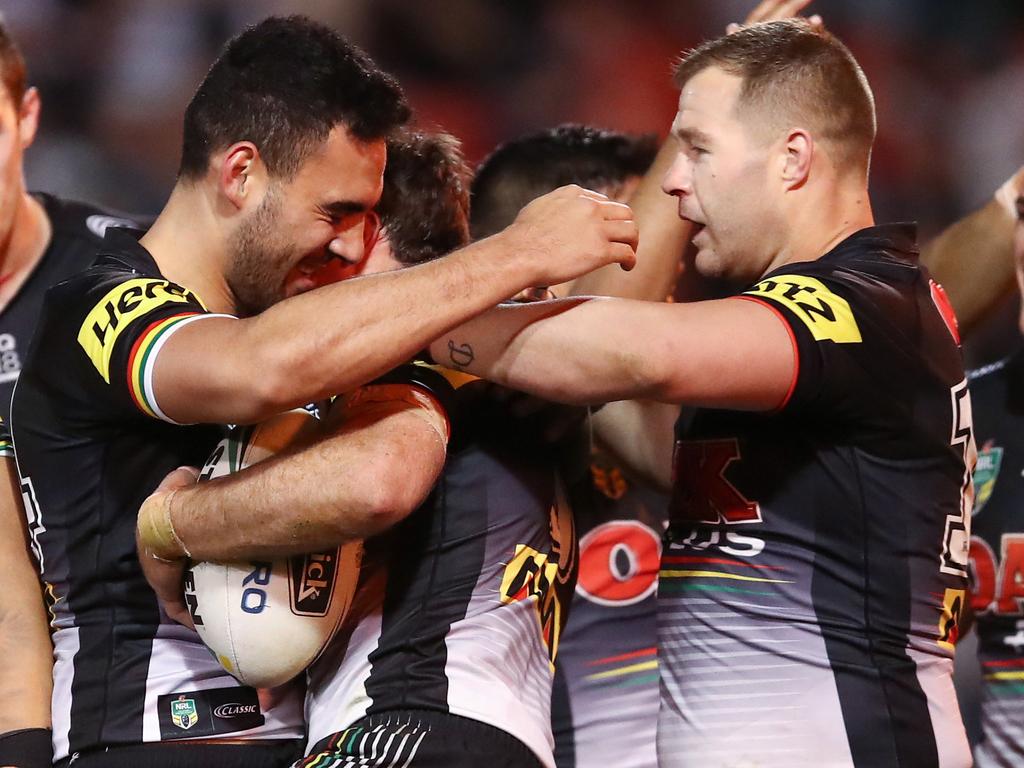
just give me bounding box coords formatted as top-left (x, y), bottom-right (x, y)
top-left (470, 125), bottom-right (667, 768)
top-left (962, 193), bottom-right (1024, 767)
top-left (0, 20), bottom-right (138, 768)
top-left (145, 130), bottom-right (571, 768)
top-left (429, 20), bottom-right (976, 767)
top-left (11, 16), bottom-right (636, 768)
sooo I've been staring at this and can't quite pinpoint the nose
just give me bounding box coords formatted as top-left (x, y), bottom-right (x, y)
top-left (661, 152), bottom-right (692, 198)
top-left (328, 212), bottom-right (379, 267)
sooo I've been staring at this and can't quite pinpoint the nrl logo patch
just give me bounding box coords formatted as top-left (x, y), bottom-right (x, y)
top-left (170, 695), bottom-right (198, 730)
top-left (973, 443), bottom-right (1003, 516)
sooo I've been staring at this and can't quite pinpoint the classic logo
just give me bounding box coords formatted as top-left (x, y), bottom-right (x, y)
top-left (170, 695), bottom-right (198, 730)
top-left (77, 279), bottom-right (197, 382)
top-left (213, 703), bottom-right (259, 719)
top-left (745, 274), bottom-right (862, 344)
top-left (972, 442), bottom-right (1003, 516)
top-left (288, 549), bottom-right (339, 617)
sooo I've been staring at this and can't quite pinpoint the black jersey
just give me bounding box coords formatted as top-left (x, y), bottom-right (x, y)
top-left (0, 193), bottom-right (137, 421)
top-left (659, 225), bottom-right (974, 768)
top-left (11, 231), bottom-right (303, 762)
top-left (306, 373), bottom-right (578, 768)
top-left (551, 447), bottom-right (664, 768)
top-left (965, 348), bottom-right (1024, 767)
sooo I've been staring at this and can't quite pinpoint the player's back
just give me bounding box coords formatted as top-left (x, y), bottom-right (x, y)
top-left (305, 374), bottom-right (577, 768)
top-left (12, 231), bottom-right (304, 762)
top-left (659, 225), bottom-right (974, 768)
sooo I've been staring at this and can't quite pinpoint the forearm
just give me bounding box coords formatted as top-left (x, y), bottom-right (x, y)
top-left (162, 234), bottom-right (541, 424)
top-left (432, 298), bottom-right (665, 405)
top-left (591, 399), bottom-right (677, 491)
top-left (0, 466), bottom-right (52, 732)
top-left (571, 139), bottom-right (690, 301)
top-left (920, 196), bottom-right (1017, 336)
top-left (167, 407), bottom-right (446, 561)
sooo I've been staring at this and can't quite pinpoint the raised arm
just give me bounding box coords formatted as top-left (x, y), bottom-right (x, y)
top-left (920, 165), bottom-right (1024, 335)
top-left (430, 296), bottom-right (793, 410)
top-left (152, 187), bottom-right (637, 425)
top-left (0, 449), bottom-right (53, 768)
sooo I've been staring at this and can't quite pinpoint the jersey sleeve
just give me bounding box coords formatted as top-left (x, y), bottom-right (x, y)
top-left (0, 417), bottom-right (12, 459)
top-left (73, 276), bottom-right (227, 423)
top-left (736, 271), bottom-right (869, 415)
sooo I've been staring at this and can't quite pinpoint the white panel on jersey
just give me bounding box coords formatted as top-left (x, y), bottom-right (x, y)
top-left (187, 409), bottom-right (363, 689)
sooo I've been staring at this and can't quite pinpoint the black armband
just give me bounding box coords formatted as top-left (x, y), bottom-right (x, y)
top-left (0, 728), bottom-right (52, 768)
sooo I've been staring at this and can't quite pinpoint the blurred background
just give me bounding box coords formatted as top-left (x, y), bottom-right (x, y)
top-left (8, 0), bottom-right (1024, 228)
top-left (7, 0), bottom-right (1020, 739)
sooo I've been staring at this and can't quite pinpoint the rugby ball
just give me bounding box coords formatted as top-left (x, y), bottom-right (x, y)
top-left (184, 409), bottom-right (363, 688)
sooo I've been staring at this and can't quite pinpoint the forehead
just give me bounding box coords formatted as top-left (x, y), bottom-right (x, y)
top-left (289, 124), bottom-right (387, 202)
top-left (672, 66), bottom-right (745, 137)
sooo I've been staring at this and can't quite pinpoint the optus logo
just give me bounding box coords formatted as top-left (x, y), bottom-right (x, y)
top-left (576, 520), bottom-right (661, 606)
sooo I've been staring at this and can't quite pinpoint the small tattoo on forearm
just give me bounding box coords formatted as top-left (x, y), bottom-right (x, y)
top-left (448, 339), bottom-right (475, 369)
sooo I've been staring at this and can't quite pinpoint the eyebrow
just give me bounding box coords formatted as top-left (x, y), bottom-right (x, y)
top-left (322, 200), bottom-right (370, 218)
top-left (674, 126), bottom-right (713, 147)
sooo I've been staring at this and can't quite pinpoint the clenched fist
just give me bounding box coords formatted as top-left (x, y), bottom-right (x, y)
top-left (500, 185), bottom-right (638, 290)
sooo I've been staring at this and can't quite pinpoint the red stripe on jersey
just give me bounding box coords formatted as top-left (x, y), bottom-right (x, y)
top-left (731, 295), bottom-right (800, 411)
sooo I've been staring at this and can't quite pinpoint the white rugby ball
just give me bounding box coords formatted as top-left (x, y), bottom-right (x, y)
top-left (184, 409), bottom-right (363, 689)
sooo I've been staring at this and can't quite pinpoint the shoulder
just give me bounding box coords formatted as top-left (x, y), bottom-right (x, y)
top-left (37, 192), bottom-right (146, 246)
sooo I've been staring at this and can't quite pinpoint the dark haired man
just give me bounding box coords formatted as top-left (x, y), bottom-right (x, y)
top-left (470, 124), bottom-right (667, 768)
top-left (140, 129), bottom-right (571, 768)
top-left (430, 20), bottom-right (974, 766)
top-left (0, 18), bottom-right (140, 768)
top-left (12, 15), bottom-right (636, 768)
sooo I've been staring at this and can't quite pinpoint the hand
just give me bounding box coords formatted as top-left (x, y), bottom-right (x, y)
top-left (505, 185), bottom-right (638, 289)
top-left (727, 0), bottom-right (823, 34)
top-left (995, 165), bottom-right (1024, 220)
top-left (136, 466), bottom-right (200, 629)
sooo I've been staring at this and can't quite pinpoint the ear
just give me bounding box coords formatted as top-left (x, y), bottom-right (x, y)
top-left (781, 129), bottom-right (812, 191)
top-left (17, 87), bottom-right (40, 150)
top-left (218, 141), bottom-right (266, 211)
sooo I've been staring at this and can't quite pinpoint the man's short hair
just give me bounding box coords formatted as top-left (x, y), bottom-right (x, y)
top-left (674, 19), bottom-right (876, 174)
top-left (378, 129), bottom-right (471, 265)
top-left (179, 15), bottom-right (409, 181)
top-left (0, 17), bottom-right (27, 104)
top-left (470, 124), bottom-right (657, 239)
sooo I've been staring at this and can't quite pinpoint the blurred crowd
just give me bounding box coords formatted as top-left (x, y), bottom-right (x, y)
top-left (7, 0), bottom-right (1024, 233)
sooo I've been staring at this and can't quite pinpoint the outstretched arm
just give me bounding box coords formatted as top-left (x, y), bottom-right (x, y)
top-left (430, 297), bottom-right (794, 410)
top-left (920, 166), bottom-right (1024, 336)
top-left (147, 186), bottom-right (637, 425)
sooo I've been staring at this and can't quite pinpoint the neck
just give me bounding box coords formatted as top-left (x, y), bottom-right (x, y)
top-left (0, 191), bottom-right (52, 308)
top-left (761, 175), bottom-right (875, 277)
top-left (140, 182), bottom-right (236, 314)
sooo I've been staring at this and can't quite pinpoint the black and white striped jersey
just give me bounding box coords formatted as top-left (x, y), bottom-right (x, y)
top-left (305, 374), bottom-right (578, 768)
top-left (660, 225), bottom-right (974, 767)
top-left (11, 231), bottom-right (304, 762)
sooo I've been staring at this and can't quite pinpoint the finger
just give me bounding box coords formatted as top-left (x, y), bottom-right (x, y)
top-left (155, 465), bottom-right (200, 493)
top-left (772, 0), bottom-right (815, 21)
top-left (165, 599), bottom-right (196, 630)
top-left (604, 219), bottom-right (640, 252)
top-left (597, 199), bottom-right (635, 221)
top-left (609, 241), bottom-right (637, 272)
top-left (743, 0), bottom-right (777, 25)
top-left (575, 187), bottom-right (611, 203)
